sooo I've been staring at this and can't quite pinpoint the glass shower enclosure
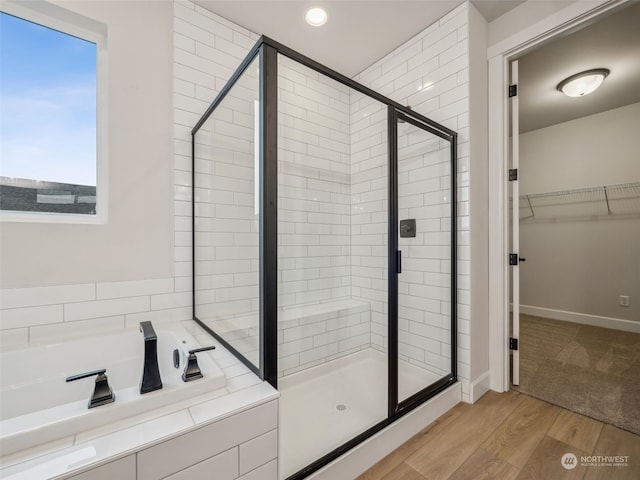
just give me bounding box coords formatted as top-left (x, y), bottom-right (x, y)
top-left (192, 36), bottom-right (456, 480)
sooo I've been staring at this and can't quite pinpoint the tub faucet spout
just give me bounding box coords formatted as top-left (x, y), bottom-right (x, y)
top-left (139, 321), bottom-right (162, 394)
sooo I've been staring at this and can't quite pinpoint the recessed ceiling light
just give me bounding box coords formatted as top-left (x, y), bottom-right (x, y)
top-left (556, 68), bottom-right (610, 97)
top-left (305, 7), bottom-right (328, 27)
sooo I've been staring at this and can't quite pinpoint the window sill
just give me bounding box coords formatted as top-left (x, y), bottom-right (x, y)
top-left (0, 211), bottom-right (106, 225)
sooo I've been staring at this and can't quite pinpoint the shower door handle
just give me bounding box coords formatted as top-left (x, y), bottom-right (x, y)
top-left (397, 250), bottom-right (402, 274)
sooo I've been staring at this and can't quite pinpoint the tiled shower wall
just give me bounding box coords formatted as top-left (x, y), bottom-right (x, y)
top-left (192, 53), bottom-right (261, 364)
top-left (397, 132), bottom-right (452, 376)
top-left (352, 3), bottom-right (471, 390)
top-left (277, 56), bottom-right (375, 375)
top-left (277, 55), bottom-right (352, 309)
top-left (349, 93), bottom-right (389, 352)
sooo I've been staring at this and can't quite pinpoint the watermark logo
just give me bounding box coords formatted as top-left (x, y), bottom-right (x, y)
top-left (561, 452), bottom-right (630, 469)
top-left (561, 453), bottom-right (577, 470)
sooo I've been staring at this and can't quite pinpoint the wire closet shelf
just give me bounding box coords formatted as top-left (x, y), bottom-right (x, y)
top-left (519, 181), bottom-right (640, 221)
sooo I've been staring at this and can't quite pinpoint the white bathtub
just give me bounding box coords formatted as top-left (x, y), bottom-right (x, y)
top-left (0, 323), bottom-right (225, 456)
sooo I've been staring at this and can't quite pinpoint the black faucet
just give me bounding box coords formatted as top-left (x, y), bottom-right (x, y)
top-left (66, 368), bottom-right (115, 408)
top-left (182, 346), bottom-right (216, 382)
top-left (139, 321), bottom-right (162, 394)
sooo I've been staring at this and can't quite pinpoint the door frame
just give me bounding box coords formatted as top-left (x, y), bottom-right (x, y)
top-left (388, 107), bottom-right (458, 417)
top-left (487, 0), bottom-right (628, 392)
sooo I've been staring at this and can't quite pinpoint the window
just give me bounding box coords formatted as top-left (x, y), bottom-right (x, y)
top-left (0, 1), bottom-right (106, 222)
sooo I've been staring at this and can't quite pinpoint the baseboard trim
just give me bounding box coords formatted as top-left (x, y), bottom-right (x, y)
top-left (470, 371), bottom-right (491, 403)
top-left (309, 382), bottom-right (462, 480)
top-left (520, 305), bottom-right (640, 334)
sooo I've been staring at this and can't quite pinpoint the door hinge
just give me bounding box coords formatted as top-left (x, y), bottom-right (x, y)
top-left (509, 84), bottom-right (518, 97)
top-left (509, 168), bottom-right (518, 181)
top-left (509, 337), bottom-right (519, 350)
top-left (509, 253), bottom-right (519, 265)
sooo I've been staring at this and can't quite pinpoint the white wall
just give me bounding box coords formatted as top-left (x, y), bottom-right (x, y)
top-left (0, 0), bottom-right (174, 288)
top-left (468, 4), bottom-right (489, 385)
top-left (519, 102), bottom-right (640, 321)
top-left (488, 1), bottom-right (580, 47)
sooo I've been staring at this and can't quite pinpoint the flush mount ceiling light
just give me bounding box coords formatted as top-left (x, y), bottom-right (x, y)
top-left (556, 68), bottom-right (610, 97)
top-left (305, 7), bottom-right (328, 27)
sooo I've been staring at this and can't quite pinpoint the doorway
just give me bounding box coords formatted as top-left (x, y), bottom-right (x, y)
top-left (506, 1), bottom-right (640, 434)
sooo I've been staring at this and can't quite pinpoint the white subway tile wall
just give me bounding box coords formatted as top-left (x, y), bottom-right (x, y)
top-left (352, 3), bottom-right (471, 397)
top-left (278, 55), bottom-right (353, 310)
top-left (397, 129), bottom-right (452, 378)
top-left (174, 0), bottom-right (261, 370)
top-left (192, 50), bottom-right (261, 367)
top-left (276, 56), bottom-right (376, 375)
top-left (277, 300), bottom-right (371, 377)
top-left (349, 91), bottom-right (389, 356)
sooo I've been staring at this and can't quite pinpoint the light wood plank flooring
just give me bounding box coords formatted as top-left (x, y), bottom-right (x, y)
top-left (358, 391), bottom-right (640, 480)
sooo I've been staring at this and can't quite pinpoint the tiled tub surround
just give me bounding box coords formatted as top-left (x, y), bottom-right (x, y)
top-left (0, 279), bottom-right (195, 350)
top-left (0, 321), bottom-right (279, 480)
top-left (0, 323), bottom-right (225, 456)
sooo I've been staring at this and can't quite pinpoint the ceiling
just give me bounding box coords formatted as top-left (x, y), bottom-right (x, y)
top-left (195, 1), bottom-right (640, 134)
top-left (518, 1), bottom-right (640, 132)
top-left (194, 0), bottom-right (525, 77)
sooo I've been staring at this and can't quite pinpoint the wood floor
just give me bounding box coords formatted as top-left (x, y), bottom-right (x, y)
top-left (358, 390), bottom-right (640, 480)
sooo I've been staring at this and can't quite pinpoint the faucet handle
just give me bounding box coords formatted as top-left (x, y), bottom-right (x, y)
top-left (189, 346), bottom-right (216, 355)
top-left (182, 346), bottom-right (216, 382)
top-left (66, 369), bottom-right (107, 382)
top-left (66, 369), bottom-right (115, 408)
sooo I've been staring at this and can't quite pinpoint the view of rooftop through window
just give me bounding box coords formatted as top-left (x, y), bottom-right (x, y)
top-left (0, 11), bottom-right (97, 215)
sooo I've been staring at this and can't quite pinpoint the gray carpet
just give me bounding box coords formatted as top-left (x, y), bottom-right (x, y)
top-left (512, 314), bottom-right (640, 435)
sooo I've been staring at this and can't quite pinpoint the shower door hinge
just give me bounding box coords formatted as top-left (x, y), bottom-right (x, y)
top-left (509, 337), bottom-right (519, 350)
top-left (509, 84), bottom-right (518, 97)
top-left (509, 169), bottom-right (518, 181)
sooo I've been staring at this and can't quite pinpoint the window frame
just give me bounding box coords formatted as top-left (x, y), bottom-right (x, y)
top-left (0, 0), bottom-right (108, 224)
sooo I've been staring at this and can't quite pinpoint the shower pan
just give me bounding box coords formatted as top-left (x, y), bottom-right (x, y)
top-left (191, 36), bottom-right (457, 480)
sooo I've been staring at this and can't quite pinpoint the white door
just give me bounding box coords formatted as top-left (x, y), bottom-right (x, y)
top-left (510, 60), bottom-right (520, 386)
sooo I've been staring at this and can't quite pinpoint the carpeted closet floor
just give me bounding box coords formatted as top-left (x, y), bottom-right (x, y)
top-left (512, 314), bottom-right (640, 435)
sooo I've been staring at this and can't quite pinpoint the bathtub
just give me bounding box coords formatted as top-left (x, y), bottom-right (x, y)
top-left (0, 323), bottom-right (225, 456)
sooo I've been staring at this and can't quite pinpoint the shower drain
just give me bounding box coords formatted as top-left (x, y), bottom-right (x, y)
top-left (335, 403), bottom-right (348, 412)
